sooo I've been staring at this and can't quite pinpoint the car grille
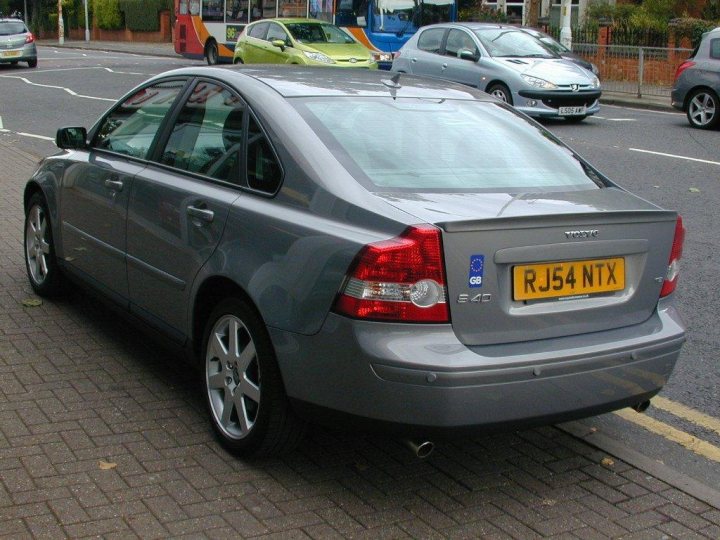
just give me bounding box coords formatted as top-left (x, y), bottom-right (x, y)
top-left (541, 95), bottom-right (598, 109)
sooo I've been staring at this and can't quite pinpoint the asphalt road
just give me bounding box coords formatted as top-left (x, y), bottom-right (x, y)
top-left (2, 46), bottom-right (720, 494)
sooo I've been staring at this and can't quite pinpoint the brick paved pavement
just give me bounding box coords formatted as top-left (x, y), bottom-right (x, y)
top-left (1, 136), bottom-right (719, 538)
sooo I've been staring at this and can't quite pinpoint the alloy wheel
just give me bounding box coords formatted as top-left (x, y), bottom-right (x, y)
top-left (205, 314), bottom-right (261, 440)
top-left (25, 203), bottom-right (51, 286)
top-left (688, 92), bottom-right (717, 128)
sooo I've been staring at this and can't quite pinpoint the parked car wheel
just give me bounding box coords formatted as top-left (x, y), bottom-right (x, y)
top-left (486, 83), bottom-right (513, 105)
top-left (686, 89), bottom-right (719, 129)
top-left (24, 192), bottom-right (63, 296)
top-left (205, 39), bottom-right (219, 65)
top-left (202, 298), bottom-right (305, 456)
top-left (28, 58), bottom-right (37, 68)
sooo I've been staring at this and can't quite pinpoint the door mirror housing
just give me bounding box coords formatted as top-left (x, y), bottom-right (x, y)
top-left (458, 48), bottom-right (479, 62)
top-left (271, 39), bottom-right (286, 51)
top-left (56, 127), bottom-right (88, 150)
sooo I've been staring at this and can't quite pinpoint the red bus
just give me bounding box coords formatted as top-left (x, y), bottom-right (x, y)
top-left (174, 0), bottom-right (456, 68)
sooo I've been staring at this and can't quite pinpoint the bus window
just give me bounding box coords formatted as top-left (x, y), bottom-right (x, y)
top-left (373, 0), bottom-right (416, 34)
top-left (420, 0), bottom-right (453, 25)
top-left (280, 0), bottom-right (306, 17)
top-left (335, 0), bottom-right (367, 27)
top-left (227, 0), bottom-right (249, 22)
top-left (202, 0), bottom-right (224, 21)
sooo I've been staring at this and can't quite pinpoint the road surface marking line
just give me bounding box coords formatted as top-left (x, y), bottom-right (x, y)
top-left (614, 408), bottom-right (720, 463)
top-left (629, 147), bottom-right (720, 166)
top-left (651, 396), bottom-right (720, 437)
top-left (0, 75), bottom-right (116, 101)
top-left (604, 104), bottom-right (680, 116)
top-left (0, 116), bottom-right (3, 129)
top-left (17, 132), bottom-right (54, 141)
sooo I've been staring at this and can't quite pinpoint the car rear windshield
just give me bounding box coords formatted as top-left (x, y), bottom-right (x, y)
top-left (292, 97), bottom-right (604, 192)
top-left (0, 22), bottom-right (27, 35)
top-left (285, 23), bottom-right (354, 44)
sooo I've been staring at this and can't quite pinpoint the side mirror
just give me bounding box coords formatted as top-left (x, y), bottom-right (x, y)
top-left (271, 39), bottom-right (286, 51)
top-left (458, 49), bottom-right (479, 62)
top-left (56, 127), bottom-right (88, 150)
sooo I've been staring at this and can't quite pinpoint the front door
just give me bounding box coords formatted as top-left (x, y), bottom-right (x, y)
top-left (59, 79), bottom-right (187, 301)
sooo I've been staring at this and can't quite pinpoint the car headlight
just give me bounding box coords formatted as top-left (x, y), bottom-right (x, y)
top-left (521, 75), bottom-right (558, 90)
top-left (590, 75), bottom-right (600, 88)
top-left (372, 51), bottom-right (393, 63)
top-left (303, 51), bottom-right (335, 64)
top-left (590, 63), bottom-right (599, 76)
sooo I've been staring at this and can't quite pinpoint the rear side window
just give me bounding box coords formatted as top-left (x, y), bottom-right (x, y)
top-left (293, 97), bottom-right (601, 192)
top-left (710, 38), bottom-right (720, 60)
top-left (159, 81), bottom-right (246, 184)
top-left (94, 80), bottom-right (186, 159)
top-left (417, 28), bottom-right (444, 53)
top-left (247, 116), bottom-right (282, 194)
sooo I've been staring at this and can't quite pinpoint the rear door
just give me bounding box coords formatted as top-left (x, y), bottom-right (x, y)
top-left (126, 79), bottom-right (246, 339)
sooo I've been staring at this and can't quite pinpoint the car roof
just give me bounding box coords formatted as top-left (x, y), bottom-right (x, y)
top-left (251, 17), bottom-right (334, 24)
top-left (145, 66), bottom-right (493, 100)
top-left (426, 22), bottom-right (525, 31)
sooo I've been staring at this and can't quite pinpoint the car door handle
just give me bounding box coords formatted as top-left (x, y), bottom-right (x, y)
top-left (104, 179), bottom-right (123, 191)
top-left (187, 206), bottom-right (214, 223)
top-left (441, 63), bottom-right (448, 70)
top-left (411, 57), bottom-right (417, 63)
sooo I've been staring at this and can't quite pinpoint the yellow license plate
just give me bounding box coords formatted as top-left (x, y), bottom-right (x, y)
top-left (1, 50), bottom-right (21, 58)
top-left (513, 257), bottom-right (625, 301)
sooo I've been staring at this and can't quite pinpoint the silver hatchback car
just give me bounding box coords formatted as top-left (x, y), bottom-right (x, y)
top-left (671, 26), bottom-right (720, 129)
top-left (392, 22), bottom-right (601, 121)
top-left (24, 67), bottom-right (684, 457)
top-left (0, 17), bottom-right (37, 68)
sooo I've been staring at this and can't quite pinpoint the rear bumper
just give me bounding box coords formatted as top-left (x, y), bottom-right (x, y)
top-left (0, 43), bottom-right (36, 63)
top-left (271, 304), bottom-right (685, 432)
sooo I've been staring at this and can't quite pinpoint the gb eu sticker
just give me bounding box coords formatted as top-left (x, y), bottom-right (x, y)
top-left (468, 255), bottom-right (484, 288)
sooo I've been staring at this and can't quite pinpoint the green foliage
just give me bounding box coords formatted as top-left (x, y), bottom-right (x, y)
top-left (118, 0), bottom-right (172, 32)
top-left (458, 0), bottom-right (508, 23)
top-left (93, 0), bottom-right (123, 29)
top-left (670, 17), bottom-right (718, 47)
top-left (702, 0), bottom-right (720, 20)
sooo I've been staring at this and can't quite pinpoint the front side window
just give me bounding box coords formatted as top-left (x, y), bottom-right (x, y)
top-left (445, 29), bottom-right (478, 58)
top-left (293, 97), bottom-right (602, 192)
top-left (417, 27), bottom-right (444, 53)
top-left (159, 81), bottom-right (246, 184)
top-left (286, 23), bottom-right (355, 44)
top-left (94, 80), bottom-right (186, 159)
top-left (266, 22), bottom-right (289, 43)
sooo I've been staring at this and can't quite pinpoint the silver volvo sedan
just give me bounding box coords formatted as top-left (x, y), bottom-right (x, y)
top-left (24, 67), bottom-right (685, 457)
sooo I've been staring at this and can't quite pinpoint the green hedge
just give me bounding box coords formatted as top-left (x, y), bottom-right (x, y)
top-left (670, 17), bottom-right (719, 48)
top-left (118, 0), bottom-right (172, 32)
top-left (93, 0), bottom-right (123, 30)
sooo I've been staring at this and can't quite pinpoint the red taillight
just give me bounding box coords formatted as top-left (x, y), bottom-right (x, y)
top-left (25, 32), bottom-right (35, 44)
top-left (660, 216), bottom-right (685, 298)
top-left (674, 60), bottom-right (695, 82)
top-left (334, 225), bottom-right (449, 323)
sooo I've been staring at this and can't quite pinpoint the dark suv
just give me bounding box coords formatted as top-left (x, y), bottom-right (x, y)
top-left (672, 27), bottom-right (720, 129)
top-left (0, 17), bottom-right (37, 68)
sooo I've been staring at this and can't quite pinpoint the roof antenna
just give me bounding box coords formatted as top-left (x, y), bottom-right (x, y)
top-left (381, 73), bottom-right (402, 99)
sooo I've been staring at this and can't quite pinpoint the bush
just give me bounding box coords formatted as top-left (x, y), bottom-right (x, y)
top-left (119, 0), bottom-right (172, 32)
top-left (458, 0), bottom-right (508, 23)
top-left (94, 0), bottom-right (123, 30)
top-left (670, 17), bottom-right (718, 48)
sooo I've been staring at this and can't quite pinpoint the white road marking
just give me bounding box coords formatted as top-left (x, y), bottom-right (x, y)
top-left (594, 116), bottom-right (637, 122)
top-left (0, 75), bottom-right (115, 101)
top-left (603, 103), bottom-right (680, 116)
top-left (0, 66), bottom-right (147, 76)
top-left (629, 147), bottom-right (720, 166)
top-left (17, 132), bottom-right (54, 141)
top-left (0, 116), bottom-right (3, 130)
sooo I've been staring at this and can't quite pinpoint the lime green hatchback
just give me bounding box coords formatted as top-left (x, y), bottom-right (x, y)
top-left (233, 18), bottom-right (377, 69)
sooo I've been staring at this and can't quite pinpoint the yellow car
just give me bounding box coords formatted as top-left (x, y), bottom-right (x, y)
top-left (233, 18), bottom-right (377, 68)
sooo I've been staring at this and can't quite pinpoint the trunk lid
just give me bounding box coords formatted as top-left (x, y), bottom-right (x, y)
top-left (375, 188), bottom-right (676, 346)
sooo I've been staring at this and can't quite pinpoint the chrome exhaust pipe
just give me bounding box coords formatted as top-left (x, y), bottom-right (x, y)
top-left (632, 400), bottom-right (651, 413)
top-left (405, 439), bottom-right (434, 459)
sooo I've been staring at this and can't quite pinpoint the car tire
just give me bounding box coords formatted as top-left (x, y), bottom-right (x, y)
top-left (27, 58), bottom-right (37, 68)
top-left (10, 60), bottom-right (18, 65)
top-left (564, 115), bottom-right (587, 123)
top-left (233, 57), bottom-right (243, 65)
top-left (201, 298), bottom-right (306, 456)
top-left (205, 40), bottom-right (219, 66)
top-left (24, 192), bottom-right (64, 296)
top-left (486, 83), bottom-right (513, 105)
top-left (686, 88), bottom-right (719, 129)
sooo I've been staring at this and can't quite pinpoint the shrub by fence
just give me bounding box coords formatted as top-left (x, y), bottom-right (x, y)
top-left (119, 0), bottom-right (173, 32)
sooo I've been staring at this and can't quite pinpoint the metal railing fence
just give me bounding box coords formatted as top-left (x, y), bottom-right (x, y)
top-left (573, 44), bottom-right (693, 97)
